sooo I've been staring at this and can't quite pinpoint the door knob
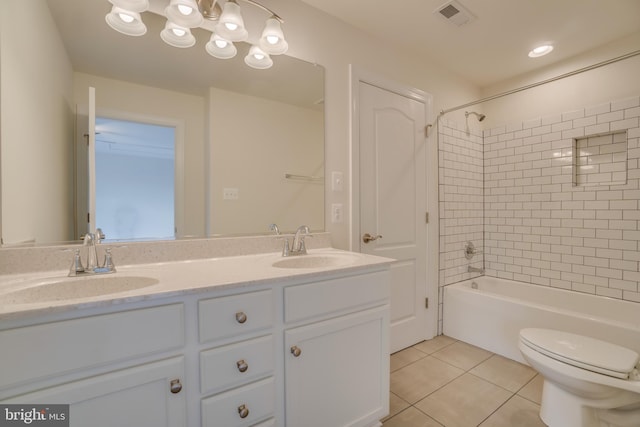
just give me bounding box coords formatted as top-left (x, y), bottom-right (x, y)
top-left (362, 233), bottom-right (383, 243)
top-left (290, 346), bottom-right (302, 357)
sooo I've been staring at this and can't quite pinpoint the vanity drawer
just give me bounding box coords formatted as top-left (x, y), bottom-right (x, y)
top-left (0, 304), bottom-right (184, 389)
top-left (199, 290), bottom-right (273, 344)
top-left (201, 376), bottom-right (275, 427)
top-left (200, 335), bottom-right (274, 394)
top-left (284, 271), bottom-right (389, 323)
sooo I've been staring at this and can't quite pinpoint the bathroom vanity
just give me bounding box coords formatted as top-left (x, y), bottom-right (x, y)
top-left (0, 248), bottom-right (391, 427)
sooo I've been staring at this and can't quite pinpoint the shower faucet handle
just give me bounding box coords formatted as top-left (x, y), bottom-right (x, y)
top-left (464, 241), bottom-right (482, 259)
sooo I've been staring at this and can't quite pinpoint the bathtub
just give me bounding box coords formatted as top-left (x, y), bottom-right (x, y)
top-left (442, 276), bottom-right (640, 364)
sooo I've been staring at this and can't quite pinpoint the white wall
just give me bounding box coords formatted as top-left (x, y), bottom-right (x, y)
top-left (259, 0), bottom-right (481, 249)
top-left (208, 87), bottom-right (323, 236)
top-left (0, 0), bottom-right (74, 244)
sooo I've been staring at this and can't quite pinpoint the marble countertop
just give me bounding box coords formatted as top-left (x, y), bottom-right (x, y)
top-left (0, 248), bottom-right (393, 320)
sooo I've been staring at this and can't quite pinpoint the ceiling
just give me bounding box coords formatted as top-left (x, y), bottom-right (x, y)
top-left (298, 0), bottom-right (640, 88)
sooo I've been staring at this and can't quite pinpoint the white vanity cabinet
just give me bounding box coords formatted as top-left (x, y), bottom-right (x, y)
top-left (2, 357), bottom-right (186, 427)
top-left (0, 304), bottom-right (187, 426)
top-left (283, 271), bottom-right (390, 427)
top-left (198, 289), bottom-right (277, 427)
top-left (0, 255), bottom-right (391, 427)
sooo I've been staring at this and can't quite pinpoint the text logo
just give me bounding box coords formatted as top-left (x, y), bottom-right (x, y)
top-left (1, 405), bottom-right (69, 427)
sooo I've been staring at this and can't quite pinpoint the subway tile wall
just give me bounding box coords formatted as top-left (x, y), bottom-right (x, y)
top-left (484, 95), bottom-right (640, 303)
top-left (438, 118), bottom-right (484, 332)
top-left (437, 95), bottom-right (640, 333)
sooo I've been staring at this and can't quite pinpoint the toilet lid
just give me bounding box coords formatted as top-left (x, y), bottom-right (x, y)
top-left (520, 328), bottom-right (639, 379)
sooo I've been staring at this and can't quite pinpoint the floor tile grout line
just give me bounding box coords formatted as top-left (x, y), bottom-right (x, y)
top-left (387, 337), bottom-right (543, 426)
top-left (475, 393), bottom-right (520, 427)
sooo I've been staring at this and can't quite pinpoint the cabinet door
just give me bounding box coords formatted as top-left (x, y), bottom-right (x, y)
top-left (2, 357), bottom-right (186, 427)
top-left (284, 306), bottom-right (389, 427)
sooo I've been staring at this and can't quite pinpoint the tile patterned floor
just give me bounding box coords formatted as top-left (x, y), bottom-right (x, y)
top-left (383, 336), bottom-right (547, 427)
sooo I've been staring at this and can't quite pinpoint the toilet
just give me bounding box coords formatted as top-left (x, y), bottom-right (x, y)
top-left (519, 328), bottom-right (640, 427)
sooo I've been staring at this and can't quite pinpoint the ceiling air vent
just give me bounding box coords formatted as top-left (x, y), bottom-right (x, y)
top-left (434, 0), bottom-right (476, 26)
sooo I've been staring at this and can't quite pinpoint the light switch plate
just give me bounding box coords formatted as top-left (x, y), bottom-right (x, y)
top-left (331, 203), bottom-right (343, 223)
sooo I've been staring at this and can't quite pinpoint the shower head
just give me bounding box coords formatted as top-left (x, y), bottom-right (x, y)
top-left (465, 111), bottom-right (486, 122)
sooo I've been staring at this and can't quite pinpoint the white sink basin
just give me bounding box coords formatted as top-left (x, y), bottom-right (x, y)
top-left (272, 254), bottom-right (360, 269)
top-left (0, 275), bottom-right (159, 304)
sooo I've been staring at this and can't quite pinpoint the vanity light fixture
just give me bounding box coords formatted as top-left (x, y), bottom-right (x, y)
top-left (104, 0), bottom-right (288, 69)
top-left (528, 44), bottom-right (554, 58)
top-left (244, 45), bottom-right (273, 69)
top-left (160, 21), bottom-right (196, 48)
top-left (109, 0), bottom-right (149, 12)
top-left (166, 0), bottom-right (204, 28)
top-left (105, 6), bottom-right (147, 36)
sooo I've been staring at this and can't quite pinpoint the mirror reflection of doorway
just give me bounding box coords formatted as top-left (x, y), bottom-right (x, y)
top-left (94, 117), bottom-right (175, 241)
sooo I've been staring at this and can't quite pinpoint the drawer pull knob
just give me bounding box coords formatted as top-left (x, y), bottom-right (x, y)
top-left (290, 345), bottom-right (302, 357)
top-left (236, 359), bottom-right (249, 373)
top-left (235, 311), bottom-right (248, 324)
top-left (169, 379), bottom-right (182, 394)
top-left (238, 404), bottom-right (249, 419)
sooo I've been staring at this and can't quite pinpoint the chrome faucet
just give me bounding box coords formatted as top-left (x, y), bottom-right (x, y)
top-left (468, 265), bottom-right (485, 274)
top-left (290, 225), bottom-right (311, 256)
top-left (268, 223), bottom-right (280, 235)
top-left (69, 228), bottom-right (116, 276)
top-left (271, 224), bottom-right (312, 257)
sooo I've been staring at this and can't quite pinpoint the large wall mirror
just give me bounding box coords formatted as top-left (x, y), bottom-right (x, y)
top-left (0, 0), bottom-right (324, 246)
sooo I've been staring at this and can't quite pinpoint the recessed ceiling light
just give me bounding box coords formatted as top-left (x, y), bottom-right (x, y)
top-left (528, 44), bottom-right (554, 58)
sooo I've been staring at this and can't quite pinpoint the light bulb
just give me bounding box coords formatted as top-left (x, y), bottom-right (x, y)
top-left (105, 6), bottom-right (146, 36)
top-left (206, 33), bottom-right (237, 59)
top-left (165, 0), bottom-right (202, 28)
top-left (259, 17), bottom-right (288, 55)
top-left (215, 0), bottom-right (247, 42)
top-left (160, 21), bottom-right (195, 48)
top-left (245, 45), bottom-right (272, 69)
top-left (118, 12), bottom-right (135, 23)
top-left (177, 4), bottom-right (193, 15)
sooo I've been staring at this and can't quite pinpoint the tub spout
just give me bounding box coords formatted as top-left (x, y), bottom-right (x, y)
top-left (468, 266), bottom-right (485, 274)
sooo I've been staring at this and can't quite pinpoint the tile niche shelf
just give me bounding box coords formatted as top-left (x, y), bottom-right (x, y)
top-left (573, 131), bottom-right (628, 186)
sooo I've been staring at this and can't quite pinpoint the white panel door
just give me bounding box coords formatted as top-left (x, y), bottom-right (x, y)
top-left (357, 80), bottom-right (430, 352)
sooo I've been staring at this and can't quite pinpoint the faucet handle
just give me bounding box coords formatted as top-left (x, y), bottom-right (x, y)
top-left (103, 248), bottom-right (116, 273)
top-left (268, 223), bottom-right (280, 235)
top-left (281, 238), bottom-right (290, 257)
top-left (83, 233), bottom-right (94, 245)
top-left (95, 228), bottom-right (105, 243)
top-left (69, 249), bottom-right (85, 276)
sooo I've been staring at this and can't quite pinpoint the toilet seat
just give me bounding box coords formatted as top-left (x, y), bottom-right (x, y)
top-left (520, 328), bottom-right (639, 379)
